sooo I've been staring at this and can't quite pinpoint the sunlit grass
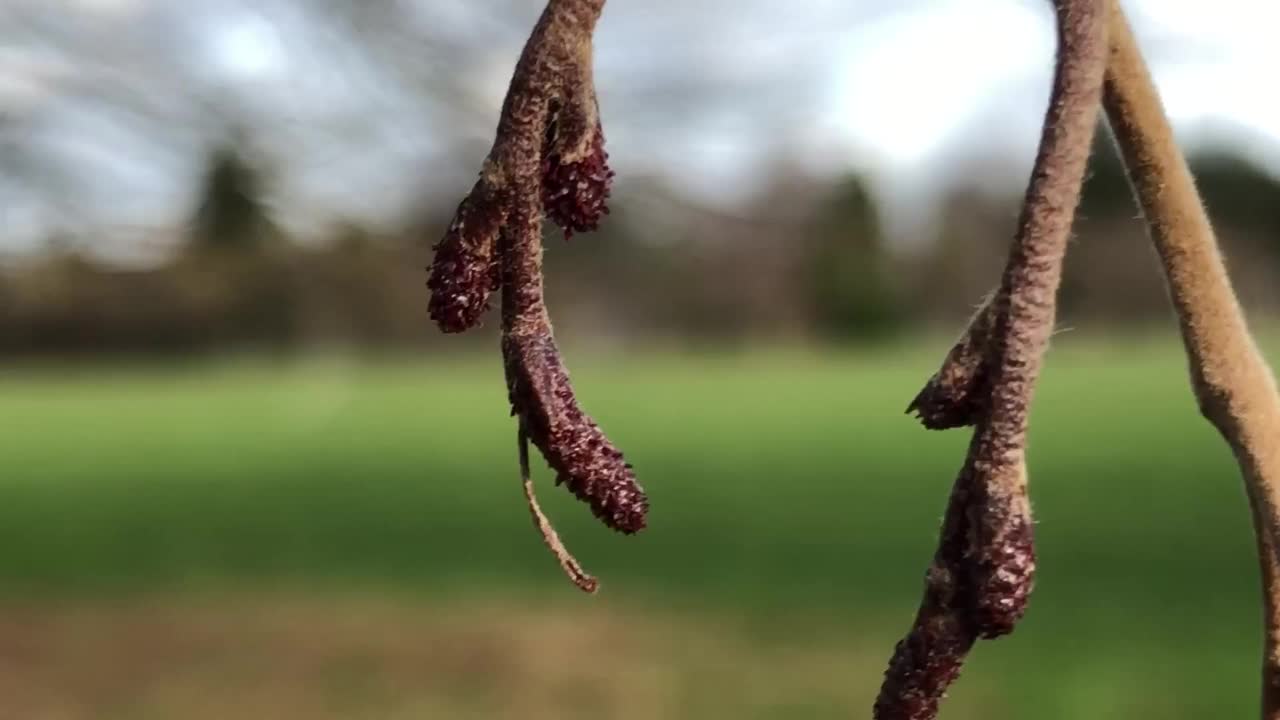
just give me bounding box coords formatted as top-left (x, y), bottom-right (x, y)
top-left (0, 334), bottom-right (1275, 717)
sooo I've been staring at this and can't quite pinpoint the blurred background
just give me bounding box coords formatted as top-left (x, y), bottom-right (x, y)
top-left (2, 1), bottom-right (1278, 718)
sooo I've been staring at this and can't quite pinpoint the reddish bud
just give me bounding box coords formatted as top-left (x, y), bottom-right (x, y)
top-left (971, 486), bottom-right (1036, 638)
top-left (874, 462), bottom-right (1036, 720)
top-left (907, 298), bottom-right (997, 430)
top-left (427, 181), bottom-right (507, 333)
top-left (541, 123), bottom-right (615, 239)
top-left (504, 331), bottom-right (648, 534)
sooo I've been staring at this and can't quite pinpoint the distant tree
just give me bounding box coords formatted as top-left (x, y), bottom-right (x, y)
top-left (1084, 138), bottom-right (1280, 241)
top-left (1061, 139), bottom-right (1280, 323)
top-left (1190, 151), bottom-right (1280, 254)
top-left (806, 175), bottom-right (903, 340)
top-left (188, 140), bottom-right (279, 253)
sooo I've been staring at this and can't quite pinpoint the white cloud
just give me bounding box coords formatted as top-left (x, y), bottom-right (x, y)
top-left (3, 0), bottom-right (1279, 261)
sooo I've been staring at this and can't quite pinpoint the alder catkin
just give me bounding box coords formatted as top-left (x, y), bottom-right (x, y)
top-left (427, 179), bottom-right (507, 333)
top-left (542, 120), bottom-right (615, 239)
top-left (506, 331), bottom-right (648, 534)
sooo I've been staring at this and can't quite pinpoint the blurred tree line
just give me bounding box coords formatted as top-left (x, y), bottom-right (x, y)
top-left (1, 135), bottom-right (1278, 357)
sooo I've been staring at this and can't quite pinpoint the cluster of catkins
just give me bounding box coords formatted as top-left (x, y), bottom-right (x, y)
top-left (425, 117), bottom-right (615, 335)
top-left (428, 2), bottom-right (1280, 720)
top-left (425, 0), bottom-right (645, 592)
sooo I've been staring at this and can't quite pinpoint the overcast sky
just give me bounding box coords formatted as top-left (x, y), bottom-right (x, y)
top-left (2, 0), bottom-right (1278, 262)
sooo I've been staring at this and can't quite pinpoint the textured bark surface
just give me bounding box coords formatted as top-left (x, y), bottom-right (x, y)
top-left (875, 2), bottom-right (1107, 718)
top-left (1101, 5), bottom-right (1280, 717)
top-left (904, 4), bottom-right (1280, 716)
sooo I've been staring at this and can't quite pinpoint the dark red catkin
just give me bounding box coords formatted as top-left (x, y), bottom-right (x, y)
top-left (500, 72), bottom-right (647, 538)
top-left (542, 117), bottom-right (615, 239)
top-left (427, 0), bottom-right (616, 329)
top-left (505, 328), bottom-right (647, 534)
top-left (427, 178), bottom-right (507, 333)
top-left (874, 2), bottom-right (1107, 718)
top-left (539, 26), bottom-right (614, 240)
top-left (427, 0), bottom-right (645, 591)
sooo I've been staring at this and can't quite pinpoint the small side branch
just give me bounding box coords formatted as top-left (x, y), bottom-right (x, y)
top-left (520, 428), bottom-right (599, 594)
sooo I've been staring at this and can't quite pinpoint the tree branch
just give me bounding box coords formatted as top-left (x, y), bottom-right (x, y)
top-left (875, 2), bottom-right (1107, 718)
top-left (426, 0), bottom-right (645, 592)
top-left (907, 2), bottom-right (1280, 716)
top-left (1101, 4), bottom-right (1280, 716)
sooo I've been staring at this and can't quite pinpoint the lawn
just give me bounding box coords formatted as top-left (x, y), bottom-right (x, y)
top-left (0, 336), bottom-right (1274, 718)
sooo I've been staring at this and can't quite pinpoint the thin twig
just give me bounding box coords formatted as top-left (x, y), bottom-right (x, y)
top-left (520, 427), bottom-right (599, 594)
top-left (876, 2), bottom-right (1107, 718)
top-left (1101, 4), bottom-right (1280, 715)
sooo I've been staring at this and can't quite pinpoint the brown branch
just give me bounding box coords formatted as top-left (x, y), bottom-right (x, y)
top-left (426, 0), bottom-right (645, 591)
top-left (907, 3), bottom-right (1280, 715)
top-left (875, 2), bottom-right (1107, 718)
top-left (1101, 4), bottom-right (1280, 716)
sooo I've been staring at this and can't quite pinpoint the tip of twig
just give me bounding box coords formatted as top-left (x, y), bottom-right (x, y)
top-left (519, 429), bottom-right (600, 594)
top-left (904, 392), bottom-right (924, 416)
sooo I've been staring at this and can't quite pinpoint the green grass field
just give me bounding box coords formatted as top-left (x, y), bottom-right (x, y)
top-left (0, 337), bottom-right (1275, 718)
